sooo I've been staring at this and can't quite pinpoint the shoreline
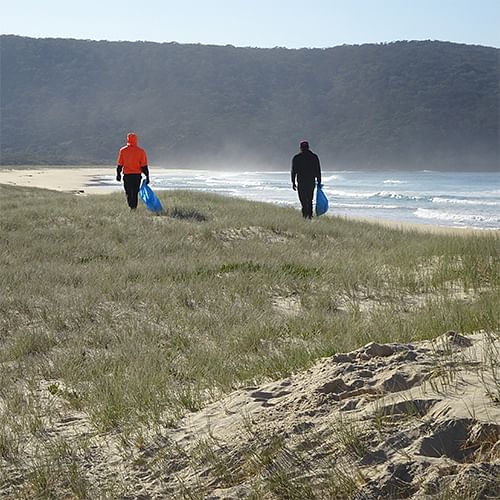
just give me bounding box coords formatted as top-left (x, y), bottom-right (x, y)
top-left (0, 166), bottom-right (209, 195)
top-left (0, 166), bottom-right (497, 234)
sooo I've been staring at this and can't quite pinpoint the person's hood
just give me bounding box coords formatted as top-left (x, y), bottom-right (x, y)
top-left (127, 133), bottom-right (138, 146)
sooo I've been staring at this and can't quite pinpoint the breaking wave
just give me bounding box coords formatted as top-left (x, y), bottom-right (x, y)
top-left (371, 191), bottom-right (426, 201)
top-left (431, 197), bottom-right (500, 207)
top-left (335, 203), bottom-right (399, 210)
top-left (415, 208), bottom-right (500, 225)
top-left (383, 179), bottom-right (406, 184)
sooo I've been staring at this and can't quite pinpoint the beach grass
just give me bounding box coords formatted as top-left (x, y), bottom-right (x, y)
top-left (0, 183), bottom-right (498, 496)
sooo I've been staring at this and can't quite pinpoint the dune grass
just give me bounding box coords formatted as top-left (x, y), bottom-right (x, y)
top-left (0, 183), bottom-right (498, 496)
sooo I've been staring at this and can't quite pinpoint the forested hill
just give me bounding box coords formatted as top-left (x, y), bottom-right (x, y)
top-left (1, 36), bottom-right (498, 170)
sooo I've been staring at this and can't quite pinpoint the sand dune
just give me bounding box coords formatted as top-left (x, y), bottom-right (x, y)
top-left (151, 331), bottom-right (499, 498)
top-left (2, 331), bottom-right (497, 498)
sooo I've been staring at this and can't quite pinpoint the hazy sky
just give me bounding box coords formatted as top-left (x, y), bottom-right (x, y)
top-left (2, 0), bottom-right (499, 48)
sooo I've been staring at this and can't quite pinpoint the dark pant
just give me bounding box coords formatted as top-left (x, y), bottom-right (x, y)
top-left (123, 174), bottom-right (142, 209)
top-left (298, 183), bottom-right (314, 218)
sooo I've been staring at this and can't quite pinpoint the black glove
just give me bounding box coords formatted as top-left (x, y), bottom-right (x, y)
top-left (116, 173), bottom-right (121, 182)
top-left (292, 183), bottom-right (297, 191)
top-left (141, 166), bottom-right (150, 185)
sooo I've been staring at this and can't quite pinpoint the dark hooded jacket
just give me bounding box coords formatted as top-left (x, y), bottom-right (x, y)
top-left (291, 150), bottom-right (321, 186)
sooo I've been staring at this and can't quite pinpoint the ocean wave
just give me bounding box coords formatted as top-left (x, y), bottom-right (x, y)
top-left (327, 190), bottom-right (374, 199)
top-left (322, 174), bottom-right (342, 182)
top-left (252, 171), bottom-right (290, 175)
top-left (371, 191), bottom-right (426, 201)
top-left (383, 179), bottom-right (406, 184)
top-left (432, 197), bottom-right (500, 207)
top-left (414, 208), bottom-right (500, 224)
top-left (327, 190), bottom-right (427, 201)
top-left (334, 203), bottom-right (400, 210)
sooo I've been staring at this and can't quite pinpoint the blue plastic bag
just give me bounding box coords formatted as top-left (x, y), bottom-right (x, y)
top-left (139, 180), bottom-right (164, 213)
top-left (315, 184), bottom-right (329, 216)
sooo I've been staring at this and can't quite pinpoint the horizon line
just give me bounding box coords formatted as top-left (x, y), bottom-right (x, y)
top-left (1, 33), bottom-right (499, 50)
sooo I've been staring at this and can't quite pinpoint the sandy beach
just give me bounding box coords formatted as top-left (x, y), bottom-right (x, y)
top-left (1, 331), bottom-right (498, 498)
top-left (0, 166), bottom-right (115, 194)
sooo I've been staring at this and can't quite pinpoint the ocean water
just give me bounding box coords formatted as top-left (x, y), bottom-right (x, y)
top-left (97, 170), bottom-right (500, 230)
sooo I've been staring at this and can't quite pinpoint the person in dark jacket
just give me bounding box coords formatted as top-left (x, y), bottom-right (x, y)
top-left (116, 132), bottom-right (150, 209)
top-left (291, 140), bottom-right (322, 218)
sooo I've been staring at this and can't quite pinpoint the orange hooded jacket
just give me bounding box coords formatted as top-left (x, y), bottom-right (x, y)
top-left (117, 133), bottom-right (148, 174)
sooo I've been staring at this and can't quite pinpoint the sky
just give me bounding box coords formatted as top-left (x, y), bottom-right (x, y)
top-left (1, 0), bottom-right (499, 49)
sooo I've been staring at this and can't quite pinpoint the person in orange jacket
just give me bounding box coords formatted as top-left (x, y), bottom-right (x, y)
top-left (116, 132), bottom-right (150, 209)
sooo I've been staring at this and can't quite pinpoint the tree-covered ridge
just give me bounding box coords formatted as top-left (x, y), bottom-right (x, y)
top-left (1, 36), bottom-right (498, 170)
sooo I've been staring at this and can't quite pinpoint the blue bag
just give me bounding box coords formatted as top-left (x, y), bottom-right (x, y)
top-left (139, 180), bottom-right (164, 213)
top-left (315, 184), bottom-right (329, 216)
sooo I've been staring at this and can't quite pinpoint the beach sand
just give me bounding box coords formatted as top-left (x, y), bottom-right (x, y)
top-left (1, 331), bottom-right (497, 497)
top-left (158, 331), bottom-right (500, 498)
top-left (0, 166), bottom-right (116, 194)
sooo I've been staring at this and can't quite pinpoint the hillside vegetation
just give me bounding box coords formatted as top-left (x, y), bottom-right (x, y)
top-left (0, 185), bottom-right (498, 496)
top-left (1, 36), bottom-right (498, 169)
